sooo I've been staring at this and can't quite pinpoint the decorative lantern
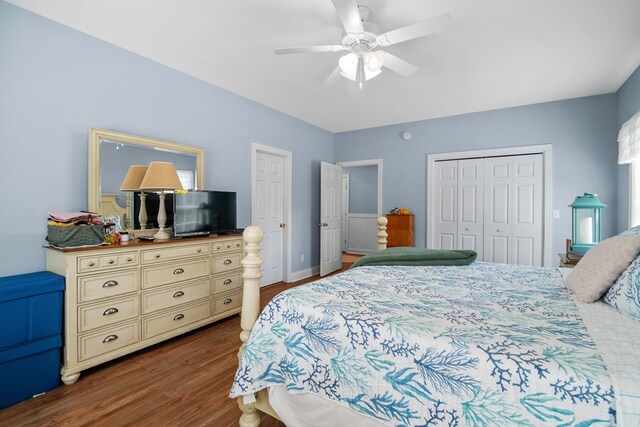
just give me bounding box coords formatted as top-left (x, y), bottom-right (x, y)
top-left (569, 193), bottom-right (607, 254)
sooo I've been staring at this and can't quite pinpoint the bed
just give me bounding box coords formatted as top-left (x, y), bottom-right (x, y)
top-left (231, 219), bottom-right (640, 426)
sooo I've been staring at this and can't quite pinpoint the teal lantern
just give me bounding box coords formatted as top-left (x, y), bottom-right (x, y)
top-left (569, 193), bottom-right (607, 254)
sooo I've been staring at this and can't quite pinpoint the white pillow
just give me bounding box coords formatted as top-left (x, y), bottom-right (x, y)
top-left (565, 235), bottom-right (640, 302)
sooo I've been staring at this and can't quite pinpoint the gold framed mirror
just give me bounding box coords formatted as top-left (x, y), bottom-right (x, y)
top-left (88, 128), bottom-right (205, 232)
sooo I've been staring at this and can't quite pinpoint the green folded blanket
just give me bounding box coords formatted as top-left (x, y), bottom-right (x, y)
top-left (350, 247), bottom-right (477, 268)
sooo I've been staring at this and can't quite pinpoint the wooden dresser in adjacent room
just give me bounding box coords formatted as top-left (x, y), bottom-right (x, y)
top-left (45, 234), bottom-right (243, 385)
top-left (386, 214), bottom-right (415, 247)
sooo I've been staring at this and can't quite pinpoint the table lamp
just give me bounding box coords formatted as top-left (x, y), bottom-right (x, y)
top-left (139, 162), bottom-right (184, 240)
top-left (119, 165), bottom-right (148, 230)
top-left (569, 193), bottom-right (606, 254)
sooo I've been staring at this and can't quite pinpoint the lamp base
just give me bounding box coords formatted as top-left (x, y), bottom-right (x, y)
top-left (570, 243), bottom-right (594, 255)
top-left (153, 228), bottom-right (171, 240)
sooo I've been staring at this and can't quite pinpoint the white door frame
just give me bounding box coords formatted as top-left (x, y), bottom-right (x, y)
top-left (426, 144), bottom-right (552, 267)
top-left (336, 159), bottom-right (383, 216)
top-left (341, 174), bottom-right (350, 252)
top-left (251, 143), bottom-right (292, 283)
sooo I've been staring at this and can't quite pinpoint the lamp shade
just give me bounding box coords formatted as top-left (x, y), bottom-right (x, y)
top-left (139, 162), bottom-right (184, 191)
top-left (119, 165), bottom-right (148, 191)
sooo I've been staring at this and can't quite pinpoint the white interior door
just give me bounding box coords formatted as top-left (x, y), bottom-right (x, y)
top-left (432, 160), bottom-right (458, 249)
top-left (320, 162), bottom-right (342, 276)
top-left (457, 159), bottom-right (484, 258)
top-left (511, 154), bottom-right (543, 265)
top-left (341, 174), bottom-right (349, 253)
top-left (255, 151), bottom-right (284, 285)
top-left (483, 157), bottom-right (512, 264)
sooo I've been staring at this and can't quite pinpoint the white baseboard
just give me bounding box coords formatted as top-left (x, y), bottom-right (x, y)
top-left (288, 265), bottom-right (320, 282)
top-left (347, 248), bottom-right (376, 255)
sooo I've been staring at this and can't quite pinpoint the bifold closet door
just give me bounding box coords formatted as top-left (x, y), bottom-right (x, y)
top-left (457, 159), bottom-right (484, 259)
top-left (483, 154), bottom-right (543, 265)
top-left (483, 157), bottom-right (512, 264)
top-left (433, 160), bottom-right (457, 249)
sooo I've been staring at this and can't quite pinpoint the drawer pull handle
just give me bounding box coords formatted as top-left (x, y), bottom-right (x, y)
top-left (226, 244), bottom-right (231, 248)
top-left (216, 245), bottom-right (221, 250)
top-left (223, 298), bottom-right (233, 305)
top-left (223, 279), bottom-right (232, 285)
top-left (155, 254), bottom-right (161, 259)
top-left (102, 280), bottom-right (119, 288)
top-left (173, 268), bottom-right (185, 275)
top-left (197, 248), bottom-right (202, 253)
top-left (103, 335), bottom-right (118, 343)
top-left (89, 262), bottom-right (95, 267)
top-left (173, 314), bottom-right (184, 321)
top-left (173, 291), bottom-right (185, 298)
top-left (235, 242), bottom-right (241, 247)
top-left (126, 257), bottom-right (133, 262)
top-left (223, 259), bottom-right (232, 265)
top-left (108, 259), bottom-right (115, 265)
top-left (103, 308), bottom-right (119, 316)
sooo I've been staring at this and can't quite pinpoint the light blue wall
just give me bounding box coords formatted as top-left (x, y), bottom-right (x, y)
top-left (335, 95), bottom-right (619, 259)
top-left (616, 64), bottom-right (640, 232)
top-left (0, 1), bottom-right (333, 276)
top-left (343, 166), bottom-right (377, 214)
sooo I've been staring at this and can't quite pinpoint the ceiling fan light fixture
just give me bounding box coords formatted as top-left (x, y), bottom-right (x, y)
top-left (339, 52), bottom-right (382, 84)
top-left (365, 51), bottom-right (384, 72)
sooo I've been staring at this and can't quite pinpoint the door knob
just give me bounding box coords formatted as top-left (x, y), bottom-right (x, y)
top-left (496, 229), bottom-right (501, 232)
top-left (279, 223), bottom-right (286, 228)
top-left (324, 223), bottom-right (328, 227)
top-left (465, 227), bottom-right (470, 231)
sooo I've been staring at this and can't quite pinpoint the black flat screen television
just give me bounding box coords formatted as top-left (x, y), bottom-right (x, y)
top-left (173, 190), bottom-right (237, 237)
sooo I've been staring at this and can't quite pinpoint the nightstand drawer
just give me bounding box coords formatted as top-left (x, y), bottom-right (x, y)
top-left (212, 239), bottom-right (242, 253)
top-left (77, 252), bottom-right (137, 273)
top-left (78, 321), bottom-right (139, 362)
top-left (78, 295), bottom-right (140, 333)
top-left (213, 292), bottom-right (242, 314)
top-left (141, 244), bottom-right (209, 264)
top-left (212, 273), bottom-right (242, 294)
top-left (141, 258), bottom-right (209, 289)
top-left (142, 300), bottom-right (210, 339)
top-left (212, 253), bottom-right (241, 274)
top-left (141, 279), bottom-right (210, 314)
top-left (78, 270), bottom-right (138, 303)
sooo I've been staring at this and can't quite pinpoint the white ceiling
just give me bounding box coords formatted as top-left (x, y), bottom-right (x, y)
top-left (8, 0), bottom-right (640, 132)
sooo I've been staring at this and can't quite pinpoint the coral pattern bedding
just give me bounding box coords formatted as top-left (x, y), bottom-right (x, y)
top-left (231, 263), bottom-right (616, 426)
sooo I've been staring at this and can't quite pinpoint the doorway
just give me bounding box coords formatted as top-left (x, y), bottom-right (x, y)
top-left (251, 144), bottom-right (292, 285)
top-left (336, 159), bottom-right (383, 262)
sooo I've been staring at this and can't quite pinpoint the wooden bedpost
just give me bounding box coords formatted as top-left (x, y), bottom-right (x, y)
top-left (377, 216), bottom-right (388, 250)
top-left (238, 226), bottom-right (263, 427)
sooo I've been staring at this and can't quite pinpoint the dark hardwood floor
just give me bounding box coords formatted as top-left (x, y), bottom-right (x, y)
top-left (0, 263), bottom-right (353, 427)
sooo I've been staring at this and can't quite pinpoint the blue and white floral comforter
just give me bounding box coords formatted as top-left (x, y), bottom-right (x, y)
top-left (230, 263), bottom-right (615, 426)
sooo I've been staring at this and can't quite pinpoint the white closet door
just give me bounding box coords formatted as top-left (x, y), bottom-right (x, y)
top-left (457, 159), bottom-right (484, 258)
top-left (433, 160), bottom-right (457, 249)
top-left (511, 154), bottom-right (543, 266)
top-left (483, 157), bottom-right (512, 264)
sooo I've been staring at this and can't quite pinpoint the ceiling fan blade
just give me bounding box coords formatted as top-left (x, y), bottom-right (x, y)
top-left (275, 45), bottom-right (345, 55)
top-left (324, 66), bottom-right (343, 85)
top-left (377, 14), bottom-right (452, 46)
top-left (382, 52), bottom-right (418, 77)
top-left (331, 0), bottom-right (364, 35)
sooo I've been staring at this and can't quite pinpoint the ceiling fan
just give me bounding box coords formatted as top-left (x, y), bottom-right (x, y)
top-left (275, 0), bottom-right (452, 89)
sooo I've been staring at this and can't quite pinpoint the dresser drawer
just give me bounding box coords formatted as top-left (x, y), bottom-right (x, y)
top-left (141, 300), bottom-right (210, 340)
top-left (212, 273), bottom-right (242, 294)
top-left (213, 292), bottom-right (242, 314)
top-left (77, 252), bottom-right (137, 273)
top-left (141, 279), bottom-right (210, 314)
top-left (78, 269), bottom-right (138, 303)
top-left (78, 295), bottom-right (140, 333)
top-left (212, 239), bottom-right (242, 253)
top-left (141, 258), bottom-right (209, 289)
top-left (141, 243), bottom-right (209, 264)
top-left (78, 321), bottom-right (139, 362)
top-left (212, 253), bottom-right (241, 274)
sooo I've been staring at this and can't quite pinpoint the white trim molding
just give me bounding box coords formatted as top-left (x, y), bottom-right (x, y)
top-left (289, 266), bottom-right (320, 283)
top-left (336, 158), bottom-right (383, 216)
top-left (426, 144), bottom-right (553, 267)
top-left (251, 143), bottom-right (293, 283)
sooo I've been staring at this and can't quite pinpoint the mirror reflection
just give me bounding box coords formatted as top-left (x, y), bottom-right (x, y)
top-left (88, 128), bottom-right (205, 232)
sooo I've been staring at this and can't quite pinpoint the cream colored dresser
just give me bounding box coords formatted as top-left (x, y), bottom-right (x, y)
top-left (45, 235), bottom-right (243, 384)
